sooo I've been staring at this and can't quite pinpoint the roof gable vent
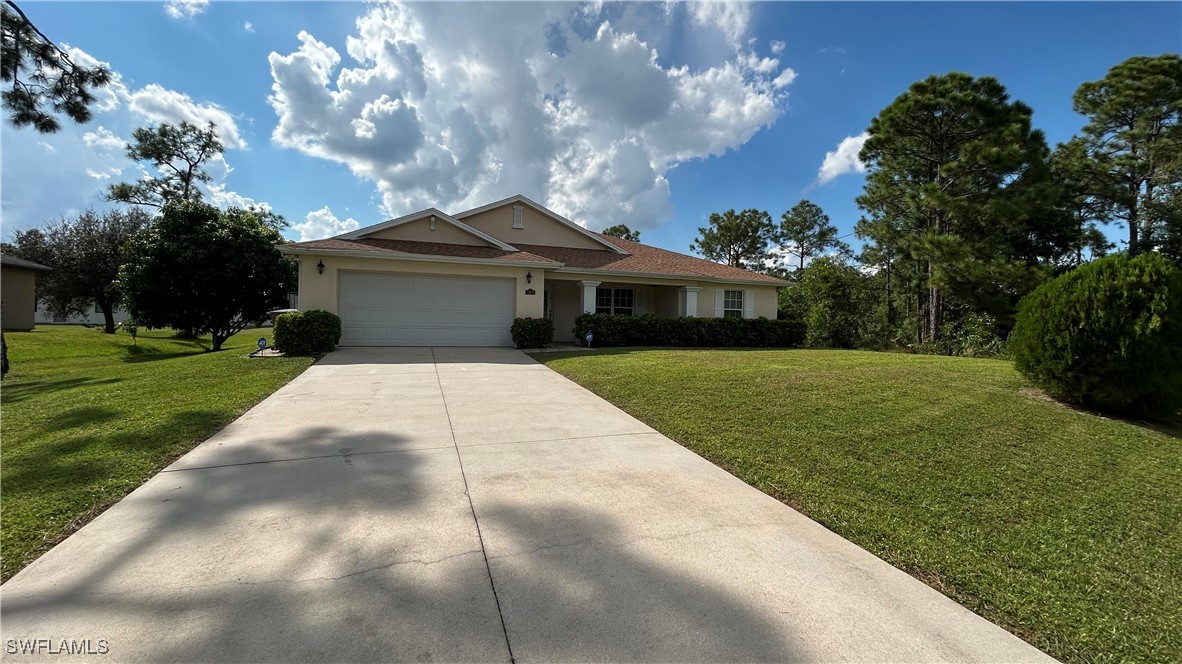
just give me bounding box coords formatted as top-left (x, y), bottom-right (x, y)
top-left (512, 205), bottom-right (524, 229)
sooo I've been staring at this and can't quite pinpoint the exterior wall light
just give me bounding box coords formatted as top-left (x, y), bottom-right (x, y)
top-left (526, 271), bottom-right (533, 284)
top-left (317, 259), bottom-right (325, 275)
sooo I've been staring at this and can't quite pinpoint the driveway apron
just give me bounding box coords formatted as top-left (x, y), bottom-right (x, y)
top-left (1, 347), bottom-right (1053, 663)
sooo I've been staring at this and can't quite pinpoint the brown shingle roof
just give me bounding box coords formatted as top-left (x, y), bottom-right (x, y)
top-left (514, 235), bottom-right (788, 284)
top-left (283, 237), bottom-right (557, 263)
top-left (283, 235), bottom-right (787, 285)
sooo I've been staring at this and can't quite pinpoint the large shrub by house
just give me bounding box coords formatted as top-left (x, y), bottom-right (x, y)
top-left (511, 317), bottom-right (554, 349)
top-left (273, 310), bottom-right (342, 355)
top-left (1010, 253), bottom-right (1182, 418)
top-left (573, 314), bottom-right (805, 348)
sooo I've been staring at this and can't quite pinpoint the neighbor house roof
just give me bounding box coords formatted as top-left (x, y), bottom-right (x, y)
top-left (281, 235), bottom-right (787, 285)
top-left (1, 255), bottom-right (51, 271)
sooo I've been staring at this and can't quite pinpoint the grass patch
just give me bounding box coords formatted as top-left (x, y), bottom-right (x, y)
top-left (539, 348), bottom-right (1182, 663)
top-left (1, 326), bottom-right (315, 581)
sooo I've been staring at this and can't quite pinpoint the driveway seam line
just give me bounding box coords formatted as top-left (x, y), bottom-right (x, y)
top-left (456, 430), bottom-right (660, 448)
top-left (431, 347), bottom-right (516, 664)
top-left (159, 444), bottom-right (456, 473)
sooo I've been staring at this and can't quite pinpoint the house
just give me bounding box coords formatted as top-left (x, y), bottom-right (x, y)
top-left (36, 301), bottom-right (130, 326)
top-left (279, 195), bottom-right (788, 346)
top-left (1, 255), bottom-right (52, 332)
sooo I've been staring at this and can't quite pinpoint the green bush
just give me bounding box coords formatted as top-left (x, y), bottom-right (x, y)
top-left (1010, 253), bottom-right (1182, 418)
top-left (273, 309), bottom-right (342, 356)
top-left (573, 314), bottom-right (805, 348)
top-left (511, 317), bottom-right (554, 349)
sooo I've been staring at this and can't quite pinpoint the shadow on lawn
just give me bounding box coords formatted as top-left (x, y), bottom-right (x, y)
top-left (0, 377), bottom-right (123, 405)
top-left (121, 338), bottom-right (210, 363)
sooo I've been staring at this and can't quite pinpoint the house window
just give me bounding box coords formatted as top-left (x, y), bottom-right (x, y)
top-left (723, 290), bottom-right (744, 318)
top-left (595, 287), bottom-right (634, 315)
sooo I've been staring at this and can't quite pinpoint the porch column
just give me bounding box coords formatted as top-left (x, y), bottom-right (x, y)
top-left (578, 280), bottom-right (602, 314)
top-left (679, 286), bottom-right (702, 317)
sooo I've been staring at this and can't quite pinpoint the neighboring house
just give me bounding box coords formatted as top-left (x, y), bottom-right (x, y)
top-left (280, 195), bottom-right (788, 347)
top-left (35, 301), bottom-right (130, 326)
top-left (1, 255), bottom-right (52, 332)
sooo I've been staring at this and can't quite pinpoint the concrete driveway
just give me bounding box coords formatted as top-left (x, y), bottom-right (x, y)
top-left (1, 347), bottom-right (1052, 662)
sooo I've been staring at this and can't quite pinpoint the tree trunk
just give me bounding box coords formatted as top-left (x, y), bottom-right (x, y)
top-left (211, 334), bottom-right (225, 351)
top-left (927, 260), bottom-right (942, 343)
top-left (2, 332), bottom-right (9, 378)
top-left (99, 301), bottom-right (116, 334)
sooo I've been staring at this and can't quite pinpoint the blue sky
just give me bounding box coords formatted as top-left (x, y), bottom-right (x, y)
top-left (2, 2), bottom-right (1179, 261)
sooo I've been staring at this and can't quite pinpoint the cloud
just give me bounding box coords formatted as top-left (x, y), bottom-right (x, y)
top-left (127, 84), bottom-right (246, 148)
top-left (267, 3), bottom-right (792, 229)
top-left (770, 40), bottom-right (785, 55)
top-left (817, 132), bottom-right (869, 185)
top-left (293, 206), bottom-right (360, 241)
top-left (1, 46), bottom-right (251, 233)
top-left (82, 126), bottom-right (125, 151)
top-left (165, 0), bottom-right (208, 20)
top-left (243, 21), bottom-right (254, 33)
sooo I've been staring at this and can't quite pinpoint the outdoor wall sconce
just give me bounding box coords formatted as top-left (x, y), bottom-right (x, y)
top-left (526, 271), bottom-right (533, 284)
top-left (317, 259), bottom-right (325, 275)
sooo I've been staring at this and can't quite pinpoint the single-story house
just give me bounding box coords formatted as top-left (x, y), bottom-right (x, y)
top-left (279, 195), bottom-right (788, 346)
top-left (36, 301), bottom-right (130, 326)
top-left (1, 255), bottom-right (52, 332)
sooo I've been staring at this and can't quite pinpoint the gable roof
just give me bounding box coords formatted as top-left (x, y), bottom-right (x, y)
top-left (280, 235), bottom-right (787, 285)
top-left (338, 208), bottom-right (517, 251)
top-left (1, 254), bottom-right (51, 271)
top-left (280, 237), bottom-right (561, 267)
top-left (453, 195), bottom-right (628, 255)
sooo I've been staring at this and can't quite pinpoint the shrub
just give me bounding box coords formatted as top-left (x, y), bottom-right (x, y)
top-left (1010, 253), bottom-right (1182, 418)
top-left (273, 309), bottom-right (342, 356)
top-left (511, 317), bottom-right (554, 349)
top-left (573, 314), bottom-right (805, 348)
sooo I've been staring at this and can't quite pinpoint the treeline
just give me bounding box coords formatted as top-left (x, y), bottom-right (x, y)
top-left (693, 54), bottom-right (1181, 355)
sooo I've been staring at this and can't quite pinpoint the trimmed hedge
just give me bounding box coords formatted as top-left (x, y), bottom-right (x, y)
top-left (573, 313), bottom-right (805, 348)
top-left (273, 309), bottom-right (342, 355)
top-left (1010, 253), bottom-right (1182, 418)
top-left (511, 317), bottom-right (554, 349)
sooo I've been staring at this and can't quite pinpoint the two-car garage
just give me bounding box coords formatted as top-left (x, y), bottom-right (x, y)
top-left (338, 272), bottom-right (516, 347)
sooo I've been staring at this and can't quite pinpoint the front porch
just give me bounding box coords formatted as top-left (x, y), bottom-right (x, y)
top-left (542, 277), bottom-right (706, 342)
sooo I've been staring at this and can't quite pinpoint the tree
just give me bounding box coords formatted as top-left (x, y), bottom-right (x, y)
top-left (777, 200), bottom-right (849, 271)
top-left (1, 0), bottom-right (110, 132)
top-left (778, 256), bottom-right (873, 349)
top-left (689, 208), bottom-right (774, 270)
top-left (601, 224), bottom-right (641, 242)
top-left (119, 202), bottom-right (295, 351)
top-left (1072, 54), bottom-right (1182, 255)
top-left (857, 72), bottom-right (1069, 344)
top-left (106, 121), bottom-right (223, 208)
top-left (1047, 139), bottom-right (1115, 267)
top-left (5, 208), bottom-right (151, 333)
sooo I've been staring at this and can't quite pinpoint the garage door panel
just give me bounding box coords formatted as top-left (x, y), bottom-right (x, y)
top-left (338, 272), bottom-right (515, 347)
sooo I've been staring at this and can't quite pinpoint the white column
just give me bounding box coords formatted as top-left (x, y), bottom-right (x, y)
top-left (578, 281), bottom-right (602, 314)
top-left (679, 286), bottom-right (702, 317)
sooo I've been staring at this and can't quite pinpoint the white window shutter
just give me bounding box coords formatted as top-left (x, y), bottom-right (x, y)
top-left (744, 289), bottom-right (755, 318)
top-left (634, 288), bottom-right (645, 314)
top-left (714, 289), bottom-right (725, 317)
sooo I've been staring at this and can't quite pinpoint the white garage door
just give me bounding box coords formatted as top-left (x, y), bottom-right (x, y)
top-left (338, 272), bottom-right (515, 346)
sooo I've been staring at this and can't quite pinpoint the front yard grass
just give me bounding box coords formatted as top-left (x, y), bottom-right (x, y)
top-left (1, 325), bottom-right (315, 581)
top-left (540, 348), bottom-right (1181, 663)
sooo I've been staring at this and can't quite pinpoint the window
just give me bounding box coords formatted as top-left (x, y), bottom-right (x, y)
top-left (595, 287), bottom-right (634, 315)
top-left (723, 290), bottom-right (744, 318)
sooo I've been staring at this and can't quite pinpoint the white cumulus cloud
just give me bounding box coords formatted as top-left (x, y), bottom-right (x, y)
top-left (244, 21), bottom-right (255, 33)
top-left (294, 206), bottom-right (360, 241)
top-left (165, 0), bottom-right (208, 20)
top-left (267, 2), bottom-right (793, 229)
top-left (82, 126), bottom-right (125, 151)
top-left (817, 131), bottom-right (869, 185)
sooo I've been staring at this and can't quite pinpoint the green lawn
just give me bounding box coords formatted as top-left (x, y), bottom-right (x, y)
top-left (1, 325), bottom-right (315, 581)
top-left (540, 349), bottom-right (1181, 663)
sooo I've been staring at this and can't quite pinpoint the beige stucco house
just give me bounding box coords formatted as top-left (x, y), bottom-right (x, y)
top-left (1, 255), bottom-right (52, 332)
top-left (280, 195), bottom-right (788, 346)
